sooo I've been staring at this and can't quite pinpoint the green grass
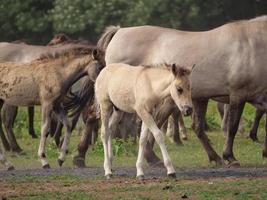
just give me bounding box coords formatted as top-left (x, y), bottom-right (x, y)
top-left (1, 101), bottom-right (267, 199)
top-left (2, 100), bottom-right (266, 170)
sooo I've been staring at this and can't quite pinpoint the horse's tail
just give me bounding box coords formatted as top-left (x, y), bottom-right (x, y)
top-left (63, 78), bottom-right (95, 117)
top-left (97, 26), bottom-right (120, 52)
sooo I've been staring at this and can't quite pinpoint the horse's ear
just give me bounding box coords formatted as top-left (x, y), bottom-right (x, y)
top-left (171, 64), bottom-right (177, 76)
top-left (92, 49), bottom-right (98, 60)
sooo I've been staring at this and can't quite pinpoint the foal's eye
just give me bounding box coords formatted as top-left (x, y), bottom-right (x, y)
top-left (177, 87), bottom-right (183, 94)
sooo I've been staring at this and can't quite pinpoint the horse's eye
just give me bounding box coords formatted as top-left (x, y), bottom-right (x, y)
top-left (177, 87), bottom-right (183, 94)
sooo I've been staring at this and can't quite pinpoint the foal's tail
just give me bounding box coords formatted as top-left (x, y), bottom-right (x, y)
top-left (63, 78), bottom-right (95, 117)
top-left (97, 26), bottom-right (120, 52)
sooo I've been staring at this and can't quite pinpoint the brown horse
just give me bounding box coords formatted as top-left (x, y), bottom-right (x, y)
top-left (0, 40), bottom-right (90, 152)
top-left (97, 16), bottom-right (267, 166)
top-left (0, 46), bottom-right (104, 168)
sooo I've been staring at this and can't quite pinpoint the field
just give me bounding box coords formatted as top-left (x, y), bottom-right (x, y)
top-left (1, 101), bottom-right (267, 199)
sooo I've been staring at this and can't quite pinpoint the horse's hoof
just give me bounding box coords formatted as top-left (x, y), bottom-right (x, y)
top-left (73, 157), bottom-right (86, 168)
top-left (106, 174), bottom-right (113, 180)
top-left (58, 159), bottom-right (64, 167)
top-left (43, 164), bottom-right (51, 169)
top-left (227, 161), bottom-right (240, 168)
top-left (167, 173), bottom-right (176, 179)
top-left (137, 175), bottom-right (145, 180)
top-left (7, 166), bottom-right (15, 171)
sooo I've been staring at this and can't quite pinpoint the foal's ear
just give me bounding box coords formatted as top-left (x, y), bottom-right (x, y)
top-left (172, 64), bottom-right (191, 77)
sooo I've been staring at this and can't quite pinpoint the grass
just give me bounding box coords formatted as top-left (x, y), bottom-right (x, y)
top-left (1, 101), bottom-right (267, 199)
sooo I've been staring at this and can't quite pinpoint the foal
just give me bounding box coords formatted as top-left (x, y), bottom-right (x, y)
top-left (95, 63), bottom-right (193, 178)
top-left (0, 47), bottom-right (104, 168)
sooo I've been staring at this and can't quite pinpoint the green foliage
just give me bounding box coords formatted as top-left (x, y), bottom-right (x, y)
top-left (0, 0), bottom-right (266, 43)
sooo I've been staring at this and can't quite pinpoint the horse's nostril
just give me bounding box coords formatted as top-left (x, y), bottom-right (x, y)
top-left (183, 106), bottom-right (193, 116)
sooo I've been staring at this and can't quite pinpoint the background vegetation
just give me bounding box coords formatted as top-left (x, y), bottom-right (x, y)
top-left (1, 0), bottom-right (267, 44)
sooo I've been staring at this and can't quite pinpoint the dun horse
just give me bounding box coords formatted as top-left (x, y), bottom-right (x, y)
top-left (0, 47), bottom-right (104, 168)
top-left (95, 63), bottom-right (192, 178)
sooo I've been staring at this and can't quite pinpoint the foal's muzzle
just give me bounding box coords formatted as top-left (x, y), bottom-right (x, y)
top-left (182, 106), bottom-right (193, 116)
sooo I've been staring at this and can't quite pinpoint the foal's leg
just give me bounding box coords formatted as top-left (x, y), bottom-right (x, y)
top-left (193, 99), bottom-right (222, 164)
top-left (38, 103), bottom-right (53, 169)
top-left (100, 104), bottom-right (113, 178)
top-left (58, 111), bottom-right (74, 166)
top-left (222, 101), bottom-right (245, 165)
top-left (262, 114), bottom-right (267, 158)
top-left (137, 108), bottom-right (175, 177)
top-left (0, 104), bottom-right (10, 151)
top-left (2, 104), bottom-right (23, 153)
top-left (249, 109), bottom-right (264, 142)
top-left (28, 106), bottom-right (37, 138)
top-left (136, 122), bottom-right (149, 179)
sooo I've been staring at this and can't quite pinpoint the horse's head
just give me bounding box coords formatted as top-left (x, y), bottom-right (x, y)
top-left (169, 64), bottom-right (193, 116)
top-left (47, 33), bottom-right (71, 46)
top-left (87, 48), bottom-right (106, 81)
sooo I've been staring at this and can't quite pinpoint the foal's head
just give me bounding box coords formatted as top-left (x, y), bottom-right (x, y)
top-left (169, 64), bottom-right (193, 116)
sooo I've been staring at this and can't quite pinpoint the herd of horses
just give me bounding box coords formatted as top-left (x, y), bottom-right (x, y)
top-left (0, 15), bottom-right (267, 178)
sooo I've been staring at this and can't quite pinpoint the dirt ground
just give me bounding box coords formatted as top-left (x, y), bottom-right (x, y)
top-left (0, 166), bottom-right (266, 179)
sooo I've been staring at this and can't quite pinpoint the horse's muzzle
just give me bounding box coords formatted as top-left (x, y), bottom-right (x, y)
top-left (182, 106), bottom-right (193, 116)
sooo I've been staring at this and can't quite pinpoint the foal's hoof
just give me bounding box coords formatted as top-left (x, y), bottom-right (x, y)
top-left (105, 174), bottom-right (113, 180)
top-left (167, 173), bottom-right (176, 179)
top-left (7, 166), bottom-right (15, 171)
top-left (137, 175), bottom-right (145, 181)
top-left (58, 159), bottom-right (64, 167)
top-left (42, 164), bottom-right (51, 169)
top-left (73, 157), bottom-right (86, 168)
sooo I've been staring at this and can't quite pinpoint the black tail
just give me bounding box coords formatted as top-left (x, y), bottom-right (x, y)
top-left (63, 77), bottom-right (95, 117)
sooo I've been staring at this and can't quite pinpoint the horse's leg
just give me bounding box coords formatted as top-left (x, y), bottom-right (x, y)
top-left (0, 143), bottom-right (14, 171)
top-left (178, 110), bottom-right (188, 140)
top-left (136, 122), bottom-right (149, 179)
top-left (221, 104), bottom-right (229, 136)
top-left (28, 106), bottom-right (37, 138)
top-left (222, 101), bottom-right (245, 165)
top-left (249, 109), bottom-right (264, 142)
top-left (0, 100), bottom-right (10, 151)
top-left (137, 108), bottom-right (175, 177)
top-left (38, 103), bottom-right (52, 169)
top-left (58, 111), bottom-right (73, 167)
top-left (0, 104), bottom-right (10, 151)
top-left (217, 102), bottom-right (224, 119)
top-left (73, 118), bottom-right (98, 168)
top-left (193, 99), bottom-right (223, 164)
top-left (2, 104), bottom-right (23, 153)
top-left (144, 98), bottom-right (175, 167)
top-left (262, 114), bottom-right (267, 158)
top-left (100, 104), bottom-right (113, 178)
top-left (171, 109), bottom-right (183, 145)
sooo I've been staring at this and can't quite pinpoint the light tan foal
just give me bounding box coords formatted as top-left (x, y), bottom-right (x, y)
top-left (95, 63), bottom-right (193, 179)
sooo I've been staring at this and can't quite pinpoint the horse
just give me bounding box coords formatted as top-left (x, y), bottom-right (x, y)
top-left (0, 46), bottom-right (104, 168)
top-left (95, 63), bottom-right (192, 178)
top-left (97, 16), bottom-right (267, 166)
top-left (0, 41), bottom-right (90, 152)
top-left (47, 33), bottom-right (92, 46)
